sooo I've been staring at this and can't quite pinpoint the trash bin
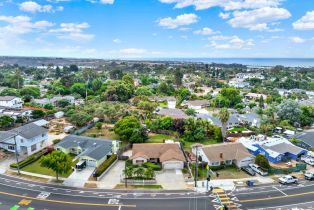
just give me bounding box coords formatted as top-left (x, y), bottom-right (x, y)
top-left (246, 180), bottom-right (254, 187)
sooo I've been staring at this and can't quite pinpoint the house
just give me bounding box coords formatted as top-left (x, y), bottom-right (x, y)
top-left (130, 143), bottom-right (186, 170)
top-left (191, 142), bottom-right (254, 168)
top-left (245, 93), bottom-right (267, 101)
top-left (184, 100), bottom-right (210, 110)
top-left (293, 130), bottom-right (314, 150)
top-left (229, 79), bottom-right (250, 88)
top-left (0, 96), bottom-right (23, 108)
top-left (238, 113), bottom-right (261, 128)
top-left (239, 135), bottom-right (307, 163)
top-left (196, 113), bottom-right (240, 129)
top-left (155, 108), bottom-right (188, 119)
top-left (0, 107), bottom-right (33, 120)
top-left (55, 135), bottom-right (120, 167)
top-left (0, 123), bottom-right (48, 156)
top-left (150, 96), bottom-right (176, 109)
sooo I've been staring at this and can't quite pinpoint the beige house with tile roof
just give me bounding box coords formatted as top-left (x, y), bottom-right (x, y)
top-left (192, 142), bottom-right (254, 168)
top-left (131, 143), bottom-right (186, 170)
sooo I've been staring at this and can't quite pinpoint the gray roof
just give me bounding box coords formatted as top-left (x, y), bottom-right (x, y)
top-left (239, 113), bottom-right (261, 123)
top-left (156, 108), bottom-right (188, 119)
top-left (0, 123), bottom-right (47, 141)
top-left (11, 123), bottom-right (48, 139)
top-left (0, 96), bottom-right (18, 101)
top-left (294, 130), bottom-right (314, 147)
top-left (56, 135), bottom-right (114, 161)
top-left (196, 114), bottom-right (222, 127)
top-left (263, 142), bottom-right (305, 156)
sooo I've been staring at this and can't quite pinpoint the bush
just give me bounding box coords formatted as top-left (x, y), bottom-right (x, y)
top-left (255, 154), bottom-right (270, 170)
top-left (143, 162), bottom-right (161, 171)
top-left (94, 154), bottom-right (117, 177)
top-left (10, 149), bottom-right (48, 169)
top-left (53, 139), bottom-right (61, 145)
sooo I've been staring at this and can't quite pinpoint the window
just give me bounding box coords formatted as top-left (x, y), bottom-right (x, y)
top-left (31, 144), bottom-right (37, 152)
top-left (8, 145), bottom-right (15, 150)
top-left (136, 160), bottom-right (144, 164)
top-left (225, 160), bottom-right (233, 165)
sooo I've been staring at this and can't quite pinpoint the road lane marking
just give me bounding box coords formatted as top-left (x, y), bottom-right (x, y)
top-left (10, 205), bottom-right (20, 210)
top-left (18, 199), bottom-right (32, 206)
top-left (273, 186), bottom-right (288, 196)
top-left (240, 190), bottom-right (314, 203)
top-left (0, 191), bottom-right (136, 208)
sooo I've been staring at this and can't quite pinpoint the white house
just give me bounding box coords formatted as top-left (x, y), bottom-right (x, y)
top-left (0, 107), bottom-right (33, 120)
top-left (0, 123), bottom-right (49, 156)
top-left (0, 96), bottom-right (23, 108)
top-left (184, 100), bottom-right (210, 110)
top-left (192, 142), bottom-right (254, 168)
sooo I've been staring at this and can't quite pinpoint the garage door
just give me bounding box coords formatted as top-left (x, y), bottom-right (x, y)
top-left (163, 161), bottom-right (183, 170)
top-left (83, 159), bottom-right (97, 167)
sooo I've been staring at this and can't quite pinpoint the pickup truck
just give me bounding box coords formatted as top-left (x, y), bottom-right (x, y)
top-left (305, 172), bottom-right (314, 180)
top-left (249, 164), bottom-right (268, 176)
top-left (278, 175), bottom-right (298, 184)
top-left (301, 156), bottom-right (314, 166)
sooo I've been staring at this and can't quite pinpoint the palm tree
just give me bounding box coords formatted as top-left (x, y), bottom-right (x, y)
top-left (123, 166), bottom-right (134, 179)
top-left (134, 167), bottom-right (145, 179)
top-left (219, 108), bottom-right (230, 141)
top-left (144, 168), bottom-right (155, 180)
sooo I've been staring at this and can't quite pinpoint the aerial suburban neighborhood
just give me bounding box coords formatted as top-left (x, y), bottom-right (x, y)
top-left (0, 57), bottom-right (313, 210)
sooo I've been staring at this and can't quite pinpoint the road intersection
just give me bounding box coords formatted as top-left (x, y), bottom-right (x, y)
top-left (1, 174), bottom-right (314, 210)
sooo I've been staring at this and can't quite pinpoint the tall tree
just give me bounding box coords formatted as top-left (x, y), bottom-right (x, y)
top-left (219, 108), bottom-right (230, 140)
top-left (40, 151), bottom-right (72, 181)
top-left (174, 68), bottom-right (183, 87)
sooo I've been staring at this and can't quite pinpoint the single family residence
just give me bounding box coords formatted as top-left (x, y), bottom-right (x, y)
top-left (192, 142), bottom-right (254, 168)
top-left (0, 123), bottom-right (48, 156)
top-left (183, 100), bottom-right (210, 110)
top-left (55, 135), bottom-right (120, 167)
top-left (0, 96), bottom-right (23, 108)
top-left (130, 143), bottom-right (186, 170)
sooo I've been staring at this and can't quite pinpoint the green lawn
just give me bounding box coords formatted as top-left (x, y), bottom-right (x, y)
top-left (147, 133), bottom-right (175, 143)
top-left (22, 155), bottom-right (78, 178)
top-left (159, 102), bottom-right (168, 108)
top-left (115, 184), bottom-right (162, 189)
top-left (229, 127), bottom-right (249, 133)
top-left (183, 139), bottom-right (220, 151)
top-left (82, 127), bottom-right (120, 140)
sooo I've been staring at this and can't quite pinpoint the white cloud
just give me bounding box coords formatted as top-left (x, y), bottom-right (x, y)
top-left (19, 1), bottom-right (63, 13)
top-left (158, 13), bottom-right (198, 29)
top-left (49, 22), bottom-right (94, 41)
top-left (194, 27), bottom-right (217, 35)
top-left (208, 35), bottom-right (254, 49)
top-left (113, 38), bottom-right (122, 44)
top-left (228, 7), bottom-right (291, 31)
top-left (120, 48), bottom-right (147, 55)
top-left (219, 12), bottom-right (230, 19)
top-left (159, 0), bottom-right (284, 11)
top-left (100, 0), bottom-right (114, 4)
top-left (293, 10), bottom-right (314, 30)
top-left (289, 36), bottom-right (305, 43)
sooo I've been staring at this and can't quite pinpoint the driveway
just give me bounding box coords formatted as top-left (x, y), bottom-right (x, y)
top-left (63, 167), bottom-right (95, 188)
top-left (156, 169), bottom-right (187, 190)
top-left (0, 155), bottom-right (15, 174)
top-left (98, 160), bottom-right (124, 189)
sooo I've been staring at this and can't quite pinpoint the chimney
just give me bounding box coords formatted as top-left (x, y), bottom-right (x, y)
top-left (220, 153), bottom-right (223, 159)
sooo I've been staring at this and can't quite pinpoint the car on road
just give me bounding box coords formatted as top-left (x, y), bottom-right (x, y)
top-left (241, 166), bottom-right (256, 176)
top-left (279, 175), bottom-right (298, 184)
top-left (249, 164), bottom-right (268, 176)
top-left (304, 172), bottom-right (314, 180)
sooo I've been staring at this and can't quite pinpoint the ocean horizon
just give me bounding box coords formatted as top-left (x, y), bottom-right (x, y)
top-left (149, 58), bottom-right (314, 68)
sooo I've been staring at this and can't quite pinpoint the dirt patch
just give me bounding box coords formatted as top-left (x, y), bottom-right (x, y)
top-left (84, 182), bottom-right (98, 188)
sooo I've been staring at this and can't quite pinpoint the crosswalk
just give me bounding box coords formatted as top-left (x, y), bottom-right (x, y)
top-left (212, 188), bottom-right (241, 210)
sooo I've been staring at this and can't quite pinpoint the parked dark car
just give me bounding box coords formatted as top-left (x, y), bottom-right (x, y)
top-left (241, 166), bottom-right (256, 176)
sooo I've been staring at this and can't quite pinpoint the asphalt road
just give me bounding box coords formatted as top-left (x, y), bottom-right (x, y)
top-left (1, 174), bottom-right (314, 210)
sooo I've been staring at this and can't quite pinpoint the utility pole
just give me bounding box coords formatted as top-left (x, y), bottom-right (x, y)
top-left (125, 161), bottom-right (127, 188)
top-left (14, 135), bottom-right (20, 175)
top-left (194, 147), bottom-right (198, 188)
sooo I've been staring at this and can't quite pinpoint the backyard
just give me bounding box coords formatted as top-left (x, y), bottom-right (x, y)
top-left (147, 133), bottom-right (176, 143)
top-left (228, 127), bottom-right (249, 134)
top-left (22, 155), bottom-right (78, 178)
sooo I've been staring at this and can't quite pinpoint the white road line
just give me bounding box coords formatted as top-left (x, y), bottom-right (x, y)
top-left (118, 205), bottom-right (122, 210)
top-left (273, 186), bottom-right (288, 196)
top-left (248, 200), bottom-right (314, 210)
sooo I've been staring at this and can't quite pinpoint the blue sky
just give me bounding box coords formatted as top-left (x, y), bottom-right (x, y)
top-left (0, 0), bottom-right (313, 58)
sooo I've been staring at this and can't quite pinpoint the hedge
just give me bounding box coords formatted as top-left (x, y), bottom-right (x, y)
top-left (143, 162), bottom-right (161, 171)
top-left (10, 149), bottom-right (48, 169)
top-left (94, 154), bottom-right (117, 177)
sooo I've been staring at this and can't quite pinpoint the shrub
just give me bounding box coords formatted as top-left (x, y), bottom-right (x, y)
top-left (255, 154), bottom-right (271, 170)
top-left (10, 149), bottom-right (48, 169)
top-left (143, 162), bottom-right (161, 171)
top-left (53, 139), bottom-right (61, 145)
top-left (94, 154), bottom-right (117, 177)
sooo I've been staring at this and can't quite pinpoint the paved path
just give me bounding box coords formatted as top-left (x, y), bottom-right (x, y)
top-left (98, 160), bottom-right (124, 189)
top-left (63, 167), bottom-right (95, 188)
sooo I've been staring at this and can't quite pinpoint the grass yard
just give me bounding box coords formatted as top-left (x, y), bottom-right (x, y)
top-left (159, 102), bottom-right (168, 108)
top-left (82, 126), bottom-right (120, 140)
top-left (183, 139), bottom-right (220, 151)
top-left (22, 155), bottom-right (78, 178)
top-left (147, 133), bottom-right (175, 143)
top-left (229, 127), bottom-right (249, 133)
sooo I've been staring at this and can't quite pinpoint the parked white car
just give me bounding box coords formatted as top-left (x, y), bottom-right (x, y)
top-left (279, 175), bottom-right (298, 185)
top-left (304, 172), bottom-right (314, 181)
top-left (249, 164), bottom-right (268, 176)
top-left (301, 156), bottom-right (314, 166)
